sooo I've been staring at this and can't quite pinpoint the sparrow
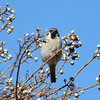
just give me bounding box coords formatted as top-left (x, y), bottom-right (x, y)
top-left (40, 28), bottom-right (62, 83)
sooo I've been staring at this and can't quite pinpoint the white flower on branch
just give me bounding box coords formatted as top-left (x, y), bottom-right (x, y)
top-left (4, 49), bottom-right (8, 52)
top-left (78, 41), bottom-right (82, 47)
top-left (6, 3), bottom-right (9, 6)
top-left (62, 36), bottom-right (67, 40)
top-left (36, 28), bottom-right (41, 33)
top-left (46, 67), bottom-right (49, 72)
top-left (11, 94), bottom-right (15, 98)
top-left (65, 39), bottom-right (68, 43)
top-left (7, 8), bottom-right (11, 12)
top-left (40, 70), bottom-right (44, 74)
top-left (0, 47), bottom-right (2, 51)
top-left (7, 28), bottom-right (12, 34)
top-left (71, 29), bottom-right (75, 34)
top-left (4, 86), bottom-right (9, 90)
top-left (80, 90), bottom-right (84, 93)
top-left (34, 57), bottom-right (38, 62)
top-left (0, 17), bottom-right (3, 21)
top-left (8, 21), bottom-right (12, 25)
top-left (4, 51), bottom-right (8, 54)
top-left (11, 26), bottom-right (14, 29)
top-left (11, 10), bottom-right (15, 13)
top-left (74, 97), bottom-right (78, 100)
top-left (8, 77), bottom-right (13, 82)
top-left (74, 93), bottom-right (79, 97)
top-left (75, 55), bottom-right (80, 60)
top-left (39, 43), bottom-right (42, 47)
top-left (26, 49), bottom-right (30, 53)
top-left (2, 75), bottom-right (7, 79)
top-left (26, 33), bottom-right (29, 37)
top-left (73, 50), bottom-right (77, 54)
top-left (8, 54), bottom-right (12, 59)
top-left (28, 89), bottom-right (31, 94)
top-left (10, 15), bottom-right (15, 20)
top-left (71, 35), bottom-right (76, 40)
top-left (95, 50), bottom-right (98, 54)
top-left (70, 45), bottom-right (75, 49)
top-left (70, 61), bottom-right (74, 65)
top-left (76, 36), bottom-right (80, 41)
top-left (97, 44), bottom-right (100, 49)
top-left (0, 53), bottom-right (4, 57)
top-left (17, 39), bottom-right (22, 42)
top-left (62, 53), bottom-right (69, 60)
top-left (31, 33), bottom-right (35, 36)
top-left (3, 58), bottom-right (7, 62)
top-left (96, 77), bottom-right (99, 81)
top-left (23, 90), bottom-right (28, 94)
top-left (10, 86), bottom-right (14, 91)
top-left (36, 98), bottom-right (41, 100)
top-left (27, 52), bottom-right (32, 58)
top-left (7, 17), bottom-right (10, 21)
top-left (60, 70), bottom-right (63, 74)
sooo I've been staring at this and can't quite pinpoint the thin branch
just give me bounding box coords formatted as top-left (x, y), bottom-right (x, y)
top-left (63, 55), bottom-right (97, 99)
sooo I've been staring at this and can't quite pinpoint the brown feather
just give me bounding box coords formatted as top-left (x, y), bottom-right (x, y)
top-left (49, 65), bottom-right (56, 83)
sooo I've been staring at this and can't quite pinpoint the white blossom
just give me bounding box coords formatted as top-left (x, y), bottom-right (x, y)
top-left (80, 90), bottom-right (84, 93)
top-left (26, 33), bottom-right (29, 37)
top-left (0, 47), bottom-right (2, 51)
top-left (7, 17), bottom-right (10, 21)
top-left (71, 29), bottom-right (75, 34)
top-left (11, 10), bottom-right (15, 13)
top-left (60, 70), bottom-right (63, 74)
top-left (0, 17), bottom-right (3, 20)
top-left (34, 57), bottom-right (38, 61)
top-left (96, 77), bottom-right (99, 81)
top-left (8, 54), bottom-right (12, 59)
top-left (36, 98), bottom-right (41, 100)
top-left (46, 67), bottom-right (49, 72)
top-left (4, 86), bottom-right (9, 90)
top-left (6, 3), bottom-right (9, 6)
top-left (11, 26), bottom-right (14, 29)
top-left (39, 43), bottom-right (42, 47)
top-left (70, 61), bottom-right (74, 65)
top-left (23, 90), bottom-right (28, 94)
top-left (17, 39), bottom-right (22, 42)
top-left (7, 8), bottom-right (11, 12)
top-left (3, 58), bottom-right (7, 62)
top-left (1, 53), bottom-right (4, 57)
top-left (28, 52), bottom-right (32, 57)
top-left (97, 44), bottom-right (100, 49)
top-left (31, 33), bottom-right (35, 36)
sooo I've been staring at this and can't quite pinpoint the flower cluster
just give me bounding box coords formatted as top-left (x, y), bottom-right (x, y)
top-left (96, 74), bottom-right (100, 91)
top-left (17, 29), bottom-right (43, 63)
top-left (62, 30), bottom-right (82, 65)
top-left (0, 3), bottom-right (16, 33)
top-left (0, 41), bottom-right (12, 63)
top-left (2, 77), bottom-right (13, 95)
top-left (95, 44), bottom-right (100, 59)
top-left (73, 91), bottom-right (84, 100)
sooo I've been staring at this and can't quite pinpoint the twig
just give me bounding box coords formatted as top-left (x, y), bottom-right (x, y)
top-left (63, 55), bottom-right (96, 99)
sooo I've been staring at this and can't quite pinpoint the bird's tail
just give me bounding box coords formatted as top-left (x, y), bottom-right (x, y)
top-left (50, 66), bottom-right (56, 83)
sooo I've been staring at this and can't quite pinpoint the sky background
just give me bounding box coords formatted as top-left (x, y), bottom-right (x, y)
top-left (0, 0), bottom-right (100, 100)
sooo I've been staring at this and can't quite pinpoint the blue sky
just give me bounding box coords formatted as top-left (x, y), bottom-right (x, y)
top-left (0, 0), bottom-right (100, 99)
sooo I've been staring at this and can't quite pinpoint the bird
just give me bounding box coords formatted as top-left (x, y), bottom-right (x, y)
top-left (40, 28), bottom-right (62, 83)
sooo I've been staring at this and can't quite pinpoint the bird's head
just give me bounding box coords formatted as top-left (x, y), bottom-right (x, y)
top-left (46, 28), bottom-right (60, 39)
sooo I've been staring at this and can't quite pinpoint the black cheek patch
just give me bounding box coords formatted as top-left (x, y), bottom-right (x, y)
top-left (51, 31), bottom-right (59, 39)
top-left (51, 32), bottom-right (56, 39)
